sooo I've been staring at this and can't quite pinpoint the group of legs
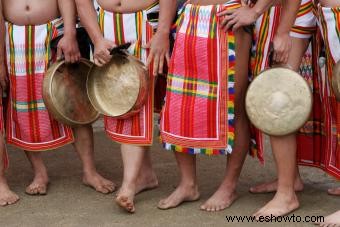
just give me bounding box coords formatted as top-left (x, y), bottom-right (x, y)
top-left (0, 1), bottom-right (338, 226)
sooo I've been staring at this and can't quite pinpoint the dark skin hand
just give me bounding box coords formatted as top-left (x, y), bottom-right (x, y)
top-left (217, 0), bottom-right (300, 65)
top-left (144, 0), bottom-right (176, 76)
top-left (57, 0), bottom-right (81, 63)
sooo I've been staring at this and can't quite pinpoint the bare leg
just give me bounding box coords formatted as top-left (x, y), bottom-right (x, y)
top-left (135, 149), bottom-right (158, 194)
top-left (200, 29), bottom-right (251, 212)
top-left (25, 152), bottom-right (49, 195)
top-left (73, 125), bottom-right (115, 194)
top-left (249, 167), bottom-right (304, 193)
top-left (158, 153), bottom-right (200, 210)
top-left (0, 134), bottom-right (19, 206)
top-left (115, 144), bottom-right (148, 213)
top-left (253, 37), bottom-right (309, 218)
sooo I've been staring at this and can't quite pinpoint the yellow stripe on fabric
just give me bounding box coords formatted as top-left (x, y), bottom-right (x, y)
top-left (99, 8), bottom-right (105, 33)
top-left (14, 102), bottom-right (46, 110)
top-left (8, 24), bottom-right (15, 76)
top-left (170, 75), bottom-right (218, 87)
top-left (297, 1), bottom-right (313, 17)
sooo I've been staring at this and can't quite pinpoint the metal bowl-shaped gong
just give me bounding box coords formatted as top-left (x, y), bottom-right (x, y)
top-left (87, 52), bottom-right (149, 119)
top-left (43, 59), bottom-right (100, 126)
top-left (246, 67), bottom-right (312, 136)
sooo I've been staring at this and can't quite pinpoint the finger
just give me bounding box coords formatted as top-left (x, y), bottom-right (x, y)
top-left (153, 54), bottom-right (160, 76)
top-left (103, 54), bottom-right (112, 64)
top-left (98, 57), bottom-right (108, 66)
top-left (217, 9), bottom-right (236, 17)
top-left (232, 21), bottom-right (242, 32)
top-left (165, 52), bottom-right (170, 65)
top-left (158, 55), bottom-right (165, 75)
top-left (64, 54), bottom-right (71, 64)
top-left (76, 53), bottom-right (81, 62)
top-left (71, 56), bottom-right (76, 64)
top-left (94, 58), bottom-right (104, 67)
top-left (225, 18), bottom-right (238, 32)
top-left (147, 52), bottom-right (155, 67)
top-left (57, 47), bottom-right (63, 61)
top-left (143, 41), bottom-right (151, 49)
top-left (220, 14), bottom-right (234, 28)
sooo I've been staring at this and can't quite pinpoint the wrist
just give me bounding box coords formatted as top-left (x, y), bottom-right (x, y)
top-left (63, 28), bottom-right (77, 38)
top-left (252, 6), bottom-right (262, 20)
top-left (156, 25), bottom-right (171, 35)
top-left (276, 29), bottom-right (290, 37)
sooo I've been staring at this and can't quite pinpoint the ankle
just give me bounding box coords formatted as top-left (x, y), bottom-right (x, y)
top-left (120, 182), bottom-right (137, 192)
top-left (0, 174), bottom-right (7, 185)
top-left (33, 169), bottom-right (49, 180)
top-left (83, 167), bottom-right (98, 176)
top-left (178, 181), bottom-right (198, 190)
top-left (275, 189), bottom-right (297, 200)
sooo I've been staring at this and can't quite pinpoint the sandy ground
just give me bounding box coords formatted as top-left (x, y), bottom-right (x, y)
top-left (0, 121), bottom-right (339, 227)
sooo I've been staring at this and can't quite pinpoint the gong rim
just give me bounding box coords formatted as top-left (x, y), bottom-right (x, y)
top-left (86, 54), bottom-right (149, 118)
top-left (332, 61), bottom-right (340, 101)
top-left (246, 67), bottom-right (312, 136)
top-left (43, 59), bottom-right (100, 126)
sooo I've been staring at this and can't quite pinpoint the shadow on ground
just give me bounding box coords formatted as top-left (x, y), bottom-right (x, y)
top-left (0, 127), bottom-right (339, 226)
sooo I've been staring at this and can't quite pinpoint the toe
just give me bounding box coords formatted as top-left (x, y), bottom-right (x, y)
top-left (105, 184), bottom-right (115, 193)
top-left (200, 204), bottom-right (207, 210)
top-left (157, 200), bottom-right (168, 209)
top-left (0, 200), bottom-right (7, 206)
top-left (38, 186), bottom-right (47, 195)
top-left (97, 186), bottom-right (109, 194)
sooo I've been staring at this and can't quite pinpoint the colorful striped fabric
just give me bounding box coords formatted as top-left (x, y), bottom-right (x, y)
top-left (291, 0), bottom-right (317, 38)
top-left (297, 4), bottom-right (340, 179)
top-left (5, 18), bottom-right (74, 151)
top-left (160, 1), bottom-right (240, 155)
top-left (95, 1), bottom-right (159, 145)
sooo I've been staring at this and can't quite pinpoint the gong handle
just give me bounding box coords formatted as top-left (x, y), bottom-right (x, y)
top-left (109, 43), bottom-right (132, 56)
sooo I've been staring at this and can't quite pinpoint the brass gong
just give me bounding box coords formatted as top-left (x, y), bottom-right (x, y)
top-left (87, 51), bottom-right (149, 119)
top-left (246, 67), bottom-right (312, 136)
top-left (43, 59), bottom-right (100, 126)
top-left (332, 61), bottom-right (340, 101)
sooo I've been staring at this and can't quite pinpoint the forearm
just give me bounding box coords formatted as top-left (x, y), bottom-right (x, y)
top-left (58, 0), bottom-right (77, 37)
top-left (157, 0), bottom-right (177, 35)
top-left (75, 0), bottom-right (103, 44)
top-left (276, 0), bottom-right (301, 35)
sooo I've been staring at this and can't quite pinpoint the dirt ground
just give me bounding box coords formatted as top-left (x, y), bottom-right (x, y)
top-left (0, 122), bottom-right (339, 227)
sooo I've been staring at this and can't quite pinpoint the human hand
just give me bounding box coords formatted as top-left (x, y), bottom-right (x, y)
top-left (145, 31), bottom-right (170, 76)
top-left (57, 34), bottom-right (81, 63)
top-left (93, 38), bottom-right (115, 67)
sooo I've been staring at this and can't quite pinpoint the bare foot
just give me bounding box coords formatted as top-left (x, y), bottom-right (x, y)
top-left (327, 187), bottom-right (340, 196)
top-left (83, 172), bottom-right (116, 194)
top-left (200, 188), bottom-right (238, 212)
top-left (25, 173), bottom-right (49, 195)
top-left (158, 184), bottom-right (200, 210)
top-left (249, 178), bottom-right (304, 194)
top-left (115, 187), bottom-right (136, 213)
top-left (135, 172), bottom-right (159, 194)
top-left (0, 178), bottom-right (20, 206)
top-left (316, 210), bottom-right (340, 227)
top-left (253, 192), bottom-right (300, 220)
